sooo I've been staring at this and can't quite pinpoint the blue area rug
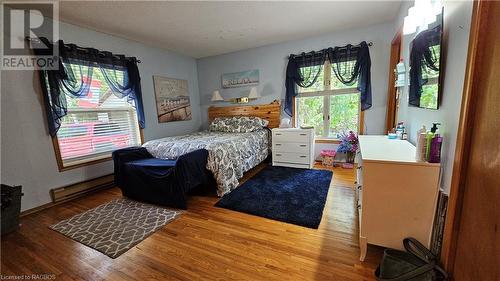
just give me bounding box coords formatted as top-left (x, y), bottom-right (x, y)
top-left (215, 166), bottom-right (333, 228)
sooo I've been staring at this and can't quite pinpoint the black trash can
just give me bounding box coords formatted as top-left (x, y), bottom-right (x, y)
top-left (1, 184), bottom-right (23, 235)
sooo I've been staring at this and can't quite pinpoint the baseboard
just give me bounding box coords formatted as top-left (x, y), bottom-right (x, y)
top-left (50, 174), bottom-right (115, 203)
top-left (21, 174), bottom-right (115, 217)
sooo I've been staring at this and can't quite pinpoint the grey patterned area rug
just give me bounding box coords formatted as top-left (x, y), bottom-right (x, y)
top-left (50, 198), bottom-right (181, 258)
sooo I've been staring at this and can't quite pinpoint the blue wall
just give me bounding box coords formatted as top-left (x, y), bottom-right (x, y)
top-left (197, 22), bottom-right (394, 135)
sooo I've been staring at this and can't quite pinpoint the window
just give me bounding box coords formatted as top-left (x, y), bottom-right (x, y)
top-left (419, 44), bottom-right (440, 109)
top-left (55, 63), bottom-right (142, 168)
top-left (295, 60), bottom-right (361, 139)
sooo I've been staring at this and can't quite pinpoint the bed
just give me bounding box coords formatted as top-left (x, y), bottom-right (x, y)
top-left (143, 101), bottom-right (281, 197)
top-left (143, 129), bottom-right (268, 196)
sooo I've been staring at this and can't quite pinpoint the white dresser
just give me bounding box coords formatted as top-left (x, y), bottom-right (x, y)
top-left (271, 128), bottom-right (315, 169)
top-left (357, 135), bottom-right (441, 261)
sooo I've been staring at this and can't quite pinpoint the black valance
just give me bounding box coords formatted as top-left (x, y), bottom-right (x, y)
top-left (284, 41), bottom-right (372, 116)
top-left (409, 25), bottom-right (441, 107)
top-left (30, 37), bottom-right (145, 136)
top-left (328, 41), bottom-right (372, 110)
top-left (285, 51), bottom-right (327, 116)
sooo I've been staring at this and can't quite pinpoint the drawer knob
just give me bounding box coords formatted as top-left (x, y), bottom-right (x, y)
top-left (275, 144), bottom-right (282, 146)
top-left (299, 133), bottom-right (307, 136)
top-left (299, 155), bottom-right (307, 158)
top-left (276, 133), bottom-right (282, 136)
top-left (276, 153), bottom-right (282, 156)
top-left (299, 144), bottom-right (307, 147)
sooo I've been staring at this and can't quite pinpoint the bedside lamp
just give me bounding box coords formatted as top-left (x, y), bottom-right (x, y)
top-left (211, 90), bottom-right (224, 102)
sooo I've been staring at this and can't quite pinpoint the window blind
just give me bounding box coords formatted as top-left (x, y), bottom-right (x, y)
top-left (56, 65), bottom-right (141, 167)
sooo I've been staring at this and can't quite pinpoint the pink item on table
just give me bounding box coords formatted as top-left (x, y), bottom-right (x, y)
top-left (320, 150), bottom-right (336, 166)
top-left (320, 150), bottom-right (336, 157)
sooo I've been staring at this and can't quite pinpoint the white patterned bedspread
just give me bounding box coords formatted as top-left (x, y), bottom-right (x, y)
top-left (142, 129), bottom-right (270, 196)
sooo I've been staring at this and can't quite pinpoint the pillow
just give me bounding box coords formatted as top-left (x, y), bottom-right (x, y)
top-left (209, 116), bottom-right (269, 133)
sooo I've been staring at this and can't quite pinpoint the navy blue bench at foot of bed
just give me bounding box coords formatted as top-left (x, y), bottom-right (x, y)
top-left (112, 147), bottom-right (216, 209)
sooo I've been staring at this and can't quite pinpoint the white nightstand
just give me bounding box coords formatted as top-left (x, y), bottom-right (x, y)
top-left (271, 128), bottom-right (315, 169)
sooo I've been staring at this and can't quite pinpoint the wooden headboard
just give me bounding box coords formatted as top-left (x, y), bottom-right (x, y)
top-left (208, 100), bottom-right (281, 129)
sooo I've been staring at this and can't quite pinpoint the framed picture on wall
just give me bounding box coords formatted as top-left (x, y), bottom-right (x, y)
top-left (153, 76), bottom-right (192, 123)
top-left (222, 69), bottom-right (259, 88)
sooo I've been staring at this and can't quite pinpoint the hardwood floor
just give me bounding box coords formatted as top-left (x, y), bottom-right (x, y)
top-left (1, 164), bottom-right (383, 280)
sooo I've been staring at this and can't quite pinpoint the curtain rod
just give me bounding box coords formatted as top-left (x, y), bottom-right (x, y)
top-left (287, 41), bottom-right (373, 59)
top-left (25, 37), bottom-right (142, 63)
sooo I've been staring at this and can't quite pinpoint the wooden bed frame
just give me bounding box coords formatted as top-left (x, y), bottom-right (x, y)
top-left (208, 100), bottom-right (281, 129)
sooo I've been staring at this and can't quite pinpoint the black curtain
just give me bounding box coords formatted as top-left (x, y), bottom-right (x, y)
top-left (31, 37), bottom-right (145, 136)
top-left (409, 25), bottom-right (441, 107)
top-left (284, 42), bottom-right (372, 116)
top-left (328, 41), bottom-right (372, 111)
top-left (284, 51), bottom-right (327, 116)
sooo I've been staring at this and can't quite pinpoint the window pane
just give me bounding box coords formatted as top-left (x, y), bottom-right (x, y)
top-left (56, 63), bottom-right (141, 167)
top-left (297, 96), bottom-right (324, 136)
top-left (64, 65), bottom-right (132, 110)
top-left (422, 45), bottom-right (440, 79)
top-left (330, 60), bottom-right (359, 89)
top-left (419, 44), bottom-right (440, 109)
top-left (420, 84), bottom-right (438, 109)
top-left (298, 65), bottom-right (324, 93)
top-left (329, 93), bottom-right (360, 138)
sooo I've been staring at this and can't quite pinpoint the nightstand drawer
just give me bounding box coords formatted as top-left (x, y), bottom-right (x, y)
top-left (273, 152), bottom-right (310, 164)
top-left (271, 128), bottom-right (314, 169)
top-left (274, 142), bottom-right (309, 154)
top-left (273, 131), bottom-right (311, 143)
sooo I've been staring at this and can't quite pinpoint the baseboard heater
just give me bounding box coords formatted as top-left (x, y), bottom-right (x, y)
top-left (50, 174), bottom-right (115, 203)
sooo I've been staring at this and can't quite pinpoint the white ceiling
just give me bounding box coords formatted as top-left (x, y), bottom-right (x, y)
top-left (59, 1), bottom-right (402, 58)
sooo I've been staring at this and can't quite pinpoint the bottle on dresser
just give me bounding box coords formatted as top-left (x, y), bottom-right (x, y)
top-left (428, 124), bottom-right (443, 163)
top-left (425, 123), bottom-right (441, 161)
top-left (395, 121), bottom-right (407, 140)
top-left (415, 125), bottom-right (427, 162)
top-left (415, 123), bottom-right (443, 163)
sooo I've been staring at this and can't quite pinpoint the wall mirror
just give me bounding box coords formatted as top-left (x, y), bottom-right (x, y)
top-left (407, 6), bottom-right (444, 110)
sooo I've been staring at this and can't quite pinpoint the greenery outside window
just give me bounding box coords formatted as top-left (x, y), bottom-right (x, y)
top-left (419, 44), bottom-right (440, 109)
top-left (295, 60), bottom-right (361, 139)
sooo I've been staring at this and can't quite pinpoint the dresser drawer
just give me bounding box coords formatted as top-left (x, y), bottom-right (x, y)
top-left (273, 152), bottom-right (310, 164)
top-left (274, 142), bottom-right (310, 154)
top-left (273, 131), bottom-right (311, 143)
